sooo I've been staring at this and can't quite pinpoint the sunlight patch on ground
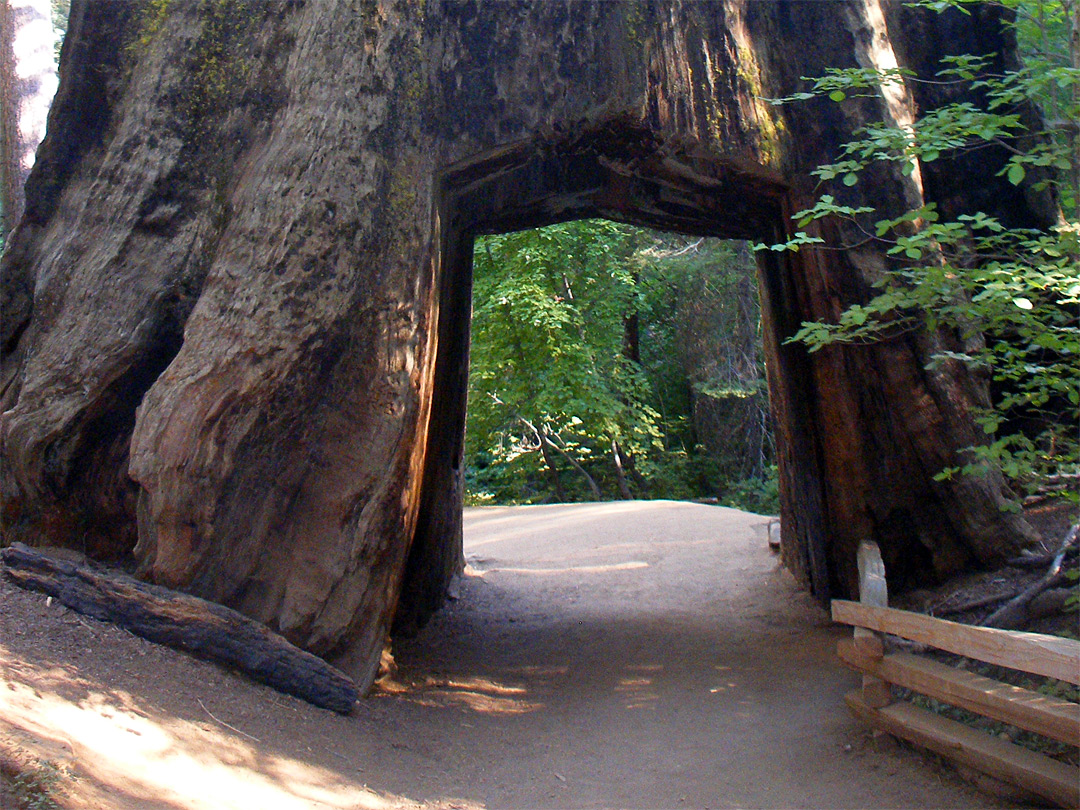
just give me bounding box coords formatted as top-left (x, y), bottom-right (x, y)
top-left (462, 500), bottom-right (715, 548)
top-left (0, 655), bottom-right (412, 810)
top-left (378, 673), bottom-right (543, 716)
top-left (614, 673), bottom-right (659, 711)
top-left (481, 561), bottom-right (649, 576)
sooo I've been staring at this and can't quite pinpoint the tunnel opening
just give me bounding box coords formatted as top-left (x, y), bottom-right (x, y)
top-left (463, 221), bottom-right (774, 511)
top-left (395, 125), bottom-right (834, 637)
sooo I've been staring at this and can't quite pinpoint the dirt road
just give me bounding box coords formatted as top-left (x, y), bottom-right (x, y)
top-left (1, 501), bottom-right (1009, 809)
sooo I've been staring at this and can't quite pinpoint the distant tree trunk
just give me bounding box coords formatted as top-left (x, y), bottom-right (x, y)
top-left (612, 438), bottom-right (632, 499)
top-left (617, 441), bottom-right (648, 491)
top-left (1071, 4), bottom-right (1079, 205)
top-left (537, 427), bottom-right (568, 501)
top-left (545, 429), bottom-right (603, 500)
top-left (618, 271), bottom-right (641, 498)
top-left (0, 0), bottom-right (55, 239)
top-left (622, 311), bottom-right (640, 364)
top-left (0, 1), bottom-right (19, 237)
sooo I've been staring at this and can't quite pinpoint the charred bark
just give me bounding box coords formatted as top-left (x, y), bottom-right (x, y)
top-left (1, 543), bottom-right (358, 713)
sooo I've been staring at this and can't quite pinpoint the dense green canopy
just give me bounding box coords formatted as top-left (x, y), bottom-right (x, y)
top-left (465, 220), bottom-right (776, 511)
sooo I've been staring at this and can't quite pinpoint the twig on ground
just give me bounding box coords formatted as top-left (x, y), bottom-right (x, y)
top-left (982, 524), bottom-right (1078, 629)
top-left (1007, 543), bottom-right (1079, 569)
top-left (934, 590), bottom-right (1019, 616)
top-left (196, 698), bottom-right (261, 743)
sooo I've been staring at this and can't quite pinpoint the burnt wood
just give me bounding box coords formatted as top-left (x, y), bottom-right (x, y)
top-left (1, 543), bottom-right (358, 713)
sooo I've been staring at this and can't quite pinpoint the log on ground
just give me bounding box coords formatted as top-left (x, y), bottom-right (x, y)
top-left (1, 543), bottom-right (358, 713)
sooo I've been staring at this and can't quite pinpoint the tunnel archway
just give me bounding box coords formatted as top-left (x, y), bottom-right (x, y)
top-left (399, 126), bottom-right (829, 635)
top-left (1, 1), bottom-right (1046, 688)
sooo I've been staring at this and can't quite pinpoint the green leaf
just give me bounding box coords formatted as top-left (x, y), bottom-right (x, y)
top-left (828, 90), bottom-right (846, 102)
top-left (842, 172), bottom-right (859, 186)
top-left (1007, 163), bottom-right (1025, 185)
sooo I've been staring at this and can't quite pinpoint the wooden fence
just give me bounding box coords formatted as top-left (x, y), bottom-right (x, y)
top-left (832, 542), bottom-right (1080, 808)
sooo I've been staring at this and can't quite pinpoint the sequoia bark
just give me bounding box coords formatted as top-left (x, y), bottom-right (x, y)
top-left (0, 0), bottom-right (1048, 689)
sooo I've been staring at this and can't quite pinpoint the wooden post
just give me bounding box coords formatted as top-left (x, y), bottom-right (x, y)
top-left (855, 541), bottom-right (891, 708)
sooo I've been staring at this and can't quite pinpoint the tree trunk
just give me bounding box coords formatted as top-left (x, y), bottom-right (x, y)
top-left (1, 0), bottom-right (1049, 689)
top-left (0, 0), bottom-right (55, 238)
top-left (612, 438), bottom-right (632, 500)
top-left (0, 1), bottom-right (16, 238)
top-left (622, 311), bottom-right (641, 365)
top-left (544, 428), bottom-right (603, 501)
top-left (537, 428), bottom-right (568, 502)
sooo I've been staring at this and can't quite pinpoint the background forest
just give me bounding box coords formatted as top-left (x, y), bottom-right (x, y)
top-left (465, 223), bottom-right (778, 512)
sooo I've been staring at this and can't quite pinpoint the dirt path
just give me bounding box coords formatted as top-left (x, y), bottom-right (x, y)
top-left (2, 502), bottom-right (1011, 809)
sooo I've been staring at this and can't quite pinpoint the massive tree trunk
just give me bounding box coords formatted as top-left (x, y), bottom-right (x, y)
top-left (0, 0), bottom-right (56, 238)
top-left (1, 0), bottom-right (1047, 690)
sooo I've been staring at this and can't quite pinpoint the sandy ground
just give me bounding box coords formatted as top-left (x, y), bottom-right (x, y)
top-left (1, 501), bottom-right (1014, 809)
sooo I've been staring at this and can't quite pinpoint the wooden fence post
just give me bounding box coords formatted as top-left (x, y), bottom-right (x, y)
top-left (856, 541), bottom-right (891, 708)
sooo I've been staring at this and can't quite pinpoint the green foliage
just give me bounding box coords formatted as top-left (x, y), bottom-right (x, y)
top-left (761, 0), bottom-right (1079, 496)
top-left (131, 0), bottom-right (174, 54)
top-left (1065, 566), bottom-right (1079, 611)
top-left (468, 221), bottom-right (660, 502)
top-left (5, 760), bottom-right (63, 810)
top-left (719, 466), bottom-right (781, 515)
top-left (50, 0), bottom-right (69, 61)
top-left (466, 221), bottom-right (773, 505)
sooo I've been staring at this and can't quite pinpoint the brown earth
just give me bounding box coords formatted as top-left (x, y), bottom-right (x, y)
top-left (1, 502), bottom-right (1017, 809)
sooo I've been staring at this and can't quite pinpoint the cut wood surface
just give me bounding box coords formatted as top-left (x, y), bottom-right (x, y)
top-left (854, 541), bottom-right (891, 706)
top-left (838, 639), bottom-right (1080, 746)
top-left (856, 540), bottom-right (887, 607)
top-left (0, 544), bottom-right (358, 713)
top-left (845, 690), bottom-right (1080, 808)
top-left (832, 600), bottom-right (1080, 684)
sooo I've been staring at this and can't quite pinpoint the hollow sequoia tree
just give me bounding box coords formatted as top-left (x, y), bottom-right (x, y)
top-left (0, 0), bottom-right (1049, 688)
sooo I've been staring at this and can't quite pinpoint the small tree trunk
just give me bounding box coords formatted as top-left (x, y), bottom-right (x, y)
top-left (537, 429), bottom-right (568, 501)
top-left (544, 429), bottom-right (603, 500)
top-left (622, 311), bottom-right (640, 364)
top-left (1071, 3), bottom-right (1079, 213)
top-left (0, 2), bottom-right (16, 237)
top-left (617, 441), bottom-right (648, 491)
top-left (0, 0), bottom-right (56, 238)
top-left (612, 438), bottom-right (632, 499)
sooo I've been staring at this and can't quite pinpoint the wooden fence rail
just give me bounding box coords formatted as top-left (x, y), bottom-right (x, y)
top-left (832, 541), bottom-right (1080, 808)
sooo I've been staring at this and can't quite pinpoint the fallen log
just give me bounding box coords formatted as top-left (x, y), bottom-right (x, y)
top-left (1, 543), bottom-right (358, 713)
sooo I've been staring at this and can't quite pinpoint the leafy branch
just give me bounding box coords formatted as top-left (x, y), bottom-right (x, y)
top-left (762, 0), bottom-right (1079, 496)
